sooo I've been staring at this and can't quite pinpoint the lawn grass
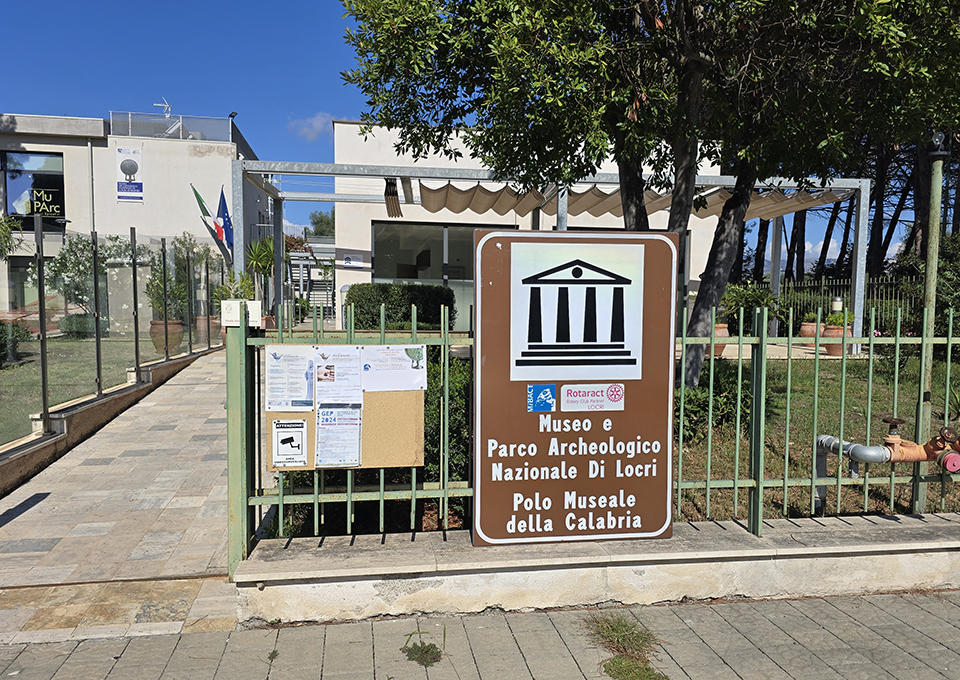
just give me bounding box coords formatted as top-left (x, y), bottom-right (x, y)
top-left (676, 343), bottom-right (960, 522)
top-left (0, 329), bottom-right (219, 447)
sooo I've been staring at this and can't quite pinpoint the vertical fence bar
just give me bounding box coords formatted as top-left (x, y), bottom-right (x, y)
top-left (864, 308), bottom-right (876, 511)
top-left (277, 471), bottom-right (285, 538)
top-left (706, 307), bottom-right (717, 518)
top-left (91, 230), bottom-right (103, 396)
top-left (913, 306), bottom-right (930, 513)
top-left (836, 306), bottom-right (849, 514)
top-left (411, 304), bottom-right (418, 530)
top-left (312, 303), bottom-right (318, 342)
top-left (130, 228), bottom-right (141, 381)
top-left (734, 310), bottom-right (744, 515)
top-left (34, 215), bottom-right (51, 435)
top-left (810, 307), bottom-right (822, 515)
top-left (783, 309), bottom-right (793, 516)
top-left (677, 312), bottom-right (687, 518)
top-left (443, 305), bottom-right (451, 529)
top-left (943, 310), bottom-right (954, 512)
top-left (748, 308), bottom-right (769, 536)
top-left (161, 238), bottom-right (169, 361)
top-left (380, 304), bottom-right (386, 344)
top-left (891, 309), bottom-right (902, 509)
top-left (226, 302), bottom-right (252, 577)
top-left (186, 250), bottom-right (193, 355)
top-left (379, 469), bottom-right (385, 534)
top-left (205, 255), bottom-right (212, 350)
top-left (346, 470), bottom-right (354, 534)
top-left (314, 470), bottom-right (320, 536)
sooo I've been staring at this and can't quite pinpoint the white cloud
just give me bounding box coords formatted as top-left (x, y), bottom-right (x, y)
top-left (806, 239), bottom-right (840, 259)
top-left (288, 112), bottom-right (334, 142)
top-left (888, 240), bottom-right (903, 258)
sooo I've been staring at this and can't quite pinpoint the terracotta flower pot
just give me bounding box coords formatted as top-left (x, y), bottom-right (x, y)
top-left (799, 321), bottom-right (823, 345)
top-left (822, 324), bottom-right (850, 356)
top-left (712, 323), bottom-right (729, 357)
top-left (149, 320), bottom-right (184, 355)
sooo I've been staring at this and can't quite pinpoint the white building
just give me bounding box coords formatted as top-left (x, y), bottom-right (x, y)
top-left (0, 111), bottom-right (269, 312)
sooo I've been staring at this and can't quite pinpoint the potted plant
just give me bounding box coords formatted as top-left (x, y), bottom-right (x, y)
top-left (822, 311), bottom-right (853, 356)
top-left (213, 270), bottom-right (255, 343)
top-left (246, 237), bottom-right (277, 329)
top-left (799, 311), bottom-right (822, 345)
top-left (145, 253), bottom-right (187, 355)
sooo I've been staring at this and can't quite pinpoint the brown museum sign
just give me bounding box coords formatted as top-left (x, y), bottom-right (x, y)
top-left (474, 231), bottom-right (678, 546)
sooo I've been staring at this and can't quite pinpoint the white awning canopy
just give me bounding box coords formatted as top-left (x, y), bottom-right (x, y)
top-left (418, 181), bottom-right (856, 221)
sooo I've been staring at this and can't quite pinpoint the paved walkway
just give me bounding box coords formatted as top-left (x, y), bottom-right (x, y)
top-left (1, 591), bottom-right (960, 678)
top-left (0, 352), bottom-right (235, 641)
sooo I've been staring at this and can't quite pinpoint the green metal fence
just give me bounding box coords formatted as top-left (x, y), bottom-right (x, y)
top-left (226, 301), bottom-right (960, 576)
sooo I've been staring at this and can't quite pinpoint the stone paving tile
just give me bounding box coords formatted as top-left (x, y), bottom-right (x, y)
top-left (462, 613), bottom-right (534, 680)
top-left (371, 618), bottom-right (426, 680)
top-left (418, 616), bottom-right (483, 680)
top-left (212, 628), bottom-right (277, 680)
top-left (321, 621), bottom-right (374, 679)
top-left (270, 626), bottom-right (325, 680)
top-left (506, 611), bottom-right (586, 680)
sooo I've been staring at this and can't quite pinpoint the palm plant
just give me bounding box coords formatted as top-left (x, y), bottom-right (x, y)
top-left (246, 237), bottom-right (274, 302)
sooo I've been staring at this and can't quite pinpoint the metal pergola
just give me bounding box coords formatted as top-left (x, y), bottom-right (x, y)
top-left (231, 159), bottom-right (870, 339)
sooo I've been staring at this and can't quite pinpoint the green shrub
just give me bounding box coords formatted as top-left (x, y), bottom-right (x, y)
top-left (675, 359), bottom-right (751, 443)
top-left (345, 282), bottom-right (456, 330)
top-left (824, 311), bottom-right (853, 327)
top-left (424, 354), bottom-right (472, 483)
top-left (720, 283), bottom-right (783, 335)
top-left (0, 321), bottom-right (31, 368)
top-left (57, 313), bottom-right (107, 339)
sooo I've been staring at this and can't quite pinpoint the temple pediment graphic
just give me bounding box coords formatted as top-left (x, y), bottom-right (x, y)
top-left (521, 259), bottom-right (631, 286)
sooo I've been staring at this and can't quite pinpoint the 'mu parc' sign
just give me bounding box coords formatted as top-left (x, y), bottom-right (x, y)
top-left (473, 232), bottom-right (677, 546)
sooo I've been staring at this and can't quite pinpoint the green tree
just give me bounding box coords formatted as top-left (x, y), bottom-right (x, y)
top-left (0, 215), bottom-right (22, 260)
top-left (344, 0), bottom-right (960, 385)
top-left (309, 207), bottom-right (335, 238)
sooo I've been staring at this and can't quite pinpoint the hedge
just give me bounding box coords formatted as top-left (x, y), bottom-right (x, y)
top-left (344, 282), bottom-right (457, 330)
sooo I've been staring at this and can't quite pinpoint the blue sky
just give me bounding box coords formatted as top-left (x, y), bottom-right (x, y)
top-left (7, 1), bottom-right (885, 264)
top-left (7, 1), bottom-right (360, 227)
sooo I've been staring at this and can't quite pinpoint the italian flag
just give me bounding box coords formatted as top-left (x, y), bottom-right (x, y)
top-left (191, 184), bottom-right (223, 240)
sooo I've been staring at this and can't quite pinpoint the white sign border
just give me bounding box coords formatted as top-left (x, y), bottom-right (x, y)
top-left (474, 231), bottom-right (676, 545)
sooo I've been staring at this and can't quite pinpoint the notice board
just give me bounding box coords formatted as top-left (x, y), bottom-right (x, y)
top-left (265, 344), bottom-right (426, 471)
top-left (473, 232), bottom-right (677, 545)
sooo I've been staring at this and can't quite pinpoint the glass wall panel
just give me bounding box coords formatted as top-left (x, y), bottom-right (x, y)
top-left (102, 233), bottom-right (137, 391)
top-left (45, 232), bottom-right (97, 407)
top-left (0, 256), bottom-right (41, 446)
top-left (372, 223), bottom-right (444, 281)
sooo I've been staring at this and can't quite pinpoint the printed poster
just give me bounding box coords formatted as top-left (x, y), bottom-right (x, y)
top-left (265, 345), bottom-right (316, 411)
top-left (360, 345), bottom-right (427, 392)
top-left (117, 147), bottom-right (143, 202)
top-left (315, 346), bottom-right (363, 467)
top-left (272, 420), bottom-right (308, 468)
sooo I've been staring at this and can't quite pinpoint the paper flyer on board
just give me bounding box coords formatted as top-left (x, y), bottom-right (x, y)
top-left (265, 345), bottom-right (316, 411)
top-left (271, 419), bottom-right (308, 467)
top-left (359, 345), bottom-right (427, 392)
top-left (315, 407), bottom-right (362, 467)
top-left (314, 346), bottom-right (363, 467)
top-left (314, 347), bottom-right (363, 403)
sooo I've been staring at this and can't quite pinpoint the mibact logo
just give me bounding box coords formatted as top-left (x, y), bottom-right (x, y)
top-left (526, 384), bottom-right (557, 412)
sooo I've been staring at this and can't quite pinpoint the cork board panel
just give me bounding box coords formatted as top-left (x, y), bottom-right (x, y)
top-left (359, 391), bottom-right (425, 469)
top-left (265, 391), bottom-right (424, 471)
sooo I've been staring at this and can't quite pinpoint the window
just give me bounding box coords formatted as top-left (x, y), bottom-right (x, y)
top-left (3, 152), bottom-right (65, 219)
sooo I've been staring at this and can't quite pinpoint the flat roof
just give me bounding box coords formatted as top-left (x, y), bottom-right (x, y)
top-left (0, 113), bottom-right (109, 139)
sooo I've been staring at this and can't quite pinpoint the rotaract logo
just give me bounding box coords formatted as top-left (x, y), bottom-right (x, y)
top-left (606, 384), bottom-right (625, 402)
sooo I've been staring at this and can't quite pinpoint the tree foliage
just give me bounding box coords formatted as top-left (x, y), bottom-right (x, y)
top-left (343, 0), bottom-right (960, 384)
top-left (309, 207), bottom-right (335, 238)
top-left (0, 215), bottom-right (23, 261)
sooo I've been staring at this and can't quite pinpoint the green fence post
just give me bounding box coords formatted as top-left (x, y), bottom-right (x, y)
top-left (748, 307), bottom-right (769, 536)
top-left (227, 302), bottom-right (253, 578)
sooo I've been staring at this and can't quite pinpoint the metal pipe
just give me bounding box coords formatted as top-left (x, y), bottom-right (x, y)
top-left (91, 229), bottom-right (103, 396)
top-left (130, 227), bottom-right (140, 381)
top-left (817, 435), bottom-right (890, 464)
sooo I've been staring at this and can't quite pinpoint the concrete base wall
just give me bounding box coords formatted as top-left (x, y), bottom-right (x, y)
top-left (0, 350), bottom-right (217, 498)
top-left (234, 515), bottom-right (960, 625)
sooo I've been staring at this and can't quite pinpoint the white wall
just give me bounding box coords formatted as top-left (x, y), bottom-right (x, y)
top-left (332, 121), bottom-right (721, 326)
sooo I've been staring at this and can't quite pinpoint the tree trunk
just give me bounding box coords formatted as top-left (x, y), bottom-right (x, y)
top-left (618, 156), bottom-right (651, 231)
top-left (953, 157), bottom-right (960, 235)
top-left (682, 161), bottom-right (758, 388)
top-left (867, 145), bottom-right (890, 277)
top-left (814, 202), bottom-right (842, 279)
top-left (753, 218), bottom-right (770, 282)
top-left (914, 143), bottom-right (932, 257)
top-left (881, 169), bottom-right (914, 258)
top-left (793, 209), bottom-right (807, 282)
top-left (835, 199), bottom-right (855, 275)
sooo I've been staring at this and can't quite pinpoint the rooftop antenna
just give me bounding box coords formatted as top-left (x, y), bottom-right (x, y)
top-left (153, 97), bottom-right (172, 118)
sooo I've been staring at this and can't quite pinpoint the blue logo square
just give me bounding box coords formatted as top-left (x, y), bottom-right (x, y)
top-left (527, 384), bottom-right (557, 412)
